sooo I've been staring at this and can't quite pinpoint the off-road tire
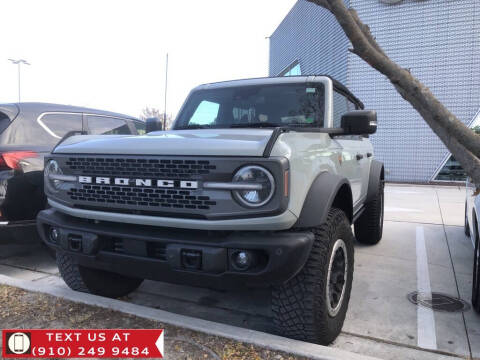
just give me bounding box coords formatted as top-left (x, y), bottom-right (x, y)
top-left (354, 180), bottom-right (384, 245)
top-left (472, 215), bottom-right (480, 312)
top-left (465, 202), bottom-right (471, 237)
top-left (272, 208), bottom-right (354, 345)
top-left (57, 251), bottom-right (143, 298)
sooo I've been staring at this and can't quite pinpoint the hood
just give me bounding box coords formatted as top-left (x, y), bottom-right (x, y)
top-left (54, 129), bottom-right (274, 157)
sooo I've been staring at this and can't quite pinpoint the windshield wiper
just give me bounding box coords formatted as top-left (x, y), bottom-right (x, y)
top-left (230, 122), bottom-right (317, 128)
top-left (175, 124), bottom-right (208, 130)
top-left (229, 122), bottom-right (280, 128)
top-left (287, 123), bottom-right (317, 127)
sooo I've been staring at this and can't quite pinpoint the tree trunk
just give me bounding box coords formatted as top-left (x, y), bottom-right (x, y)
top-left (307, 0), bottom-right (480, 185)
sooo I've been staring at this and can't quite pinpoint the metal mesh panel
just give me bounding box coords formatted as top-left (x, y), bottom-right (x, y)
top-left (65, 157), bottom-right (215, 178)
top-left (270, 0), bottom-right (480, 182)
top-left (348, 0), bottom-right (480, 182)
top-left (68, 186), bottom-right (215, 210)
top-left (269, 0), bottom-right (350, 83)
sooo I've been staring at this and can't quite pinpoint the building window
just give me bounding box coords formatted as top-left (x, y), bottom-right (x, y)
top-left (434, 111), bottom-right (480, 181)
top-left (279, 61), bottom-right (301, 77)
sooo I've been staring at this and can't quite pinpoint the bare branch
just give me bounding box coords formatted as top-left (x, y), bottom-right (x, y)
top-left (347, 8), bottom-right (387, 58)
top-left (308, 0), bottom-right (480, 183)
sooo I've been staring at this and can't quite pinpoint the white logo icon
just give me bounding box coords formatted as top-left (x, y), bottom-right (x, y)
top-left (7, 332), bottom-right (31, 354)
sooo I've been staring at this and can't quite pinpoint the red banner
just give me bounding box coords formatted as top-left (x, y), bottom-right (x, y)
top-left (2, 329), bottom-right (164, 358)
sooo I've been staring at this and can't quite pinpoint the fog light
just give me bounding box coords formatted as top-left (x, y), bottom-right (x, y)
top-left (232, 250), bottom-right (252, 271)
top-left (49, 227), bottom-right (60, 243)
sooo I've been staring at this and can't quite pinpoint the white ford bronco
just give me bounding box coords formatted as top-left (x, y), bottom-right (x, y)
top-left (38, 76), bottom-right (384, 344)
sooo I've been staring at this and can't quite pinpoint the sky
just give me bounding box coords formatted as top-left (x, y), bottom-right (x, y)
top-left (0, 0), bottom-right (297, 119)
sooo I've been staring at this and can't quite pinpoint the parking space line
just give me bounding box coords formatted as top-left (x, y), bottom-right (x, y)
top-left (384, 219), bottom-right (447, 226)
top-left (416, 226), bottom-right (438, 350)
top-left (434, 188), bottom-right (473, 359)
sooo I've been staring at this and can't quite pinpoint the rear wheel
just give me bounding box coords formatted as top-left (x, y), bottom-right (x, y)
top-left (465, 202), bottom-right (471, 237)
top-left (272, 208), bottom-right (354, 345)
top-left (354, 180), bottom-right (384, 245)
top-left (57, 251), bottom-right (143, 298)
top-left (472, 215), bottom-right (480, 312)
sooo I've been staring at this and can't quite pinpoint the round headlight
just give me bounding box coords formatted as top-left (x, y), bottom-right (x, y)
top-left (232, 165), bottom-right (275, 208)
top-left (44, 160), bottom-right (63, 192)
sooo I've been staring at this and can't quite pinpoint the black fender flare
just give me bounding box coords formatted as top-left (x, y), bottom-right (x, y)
top-left (294, 171), bottom-right (353, 228)
top-left (365, 160), bottom-right (385, 203)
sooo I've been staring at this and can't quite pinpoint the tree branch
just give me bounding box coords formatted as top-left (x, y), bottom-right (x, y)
top-left (307, 0), bottom-right (480, 184)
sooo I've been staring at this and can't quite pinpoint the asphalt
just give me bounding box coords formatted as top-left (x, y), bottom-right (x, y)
top-left (0, 184), bottom-right (477, 360)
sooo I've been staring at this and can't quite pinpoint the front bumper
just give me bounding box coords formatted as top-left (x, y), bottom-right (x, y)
top-left (37, 208), bottom-right (314, 289)
top-left (48, 199), bottom-right (298, 231)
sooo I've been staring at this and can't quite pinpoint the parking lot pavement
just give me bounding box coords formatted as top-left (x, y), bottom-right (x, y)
top-left (0, 183), bottom-right (476, 360)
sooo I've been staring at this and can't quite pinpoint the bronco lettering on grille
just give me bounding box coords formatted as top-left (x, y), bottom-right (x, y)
top-left (78, 176), bottom-right (198, 189)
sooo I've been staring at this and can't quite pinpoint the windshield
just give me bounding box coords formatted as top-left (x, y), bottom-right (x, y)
top-left (174, 83), bottom-right (325, 129)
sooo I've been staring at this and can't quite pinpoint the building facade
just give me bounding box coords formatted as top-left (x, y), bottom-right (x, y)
top-left (269, 0), bottom-right (480, 183)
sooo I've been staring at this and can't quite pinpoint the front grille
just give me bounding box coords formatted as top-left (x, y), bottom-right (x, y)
top-left (67, 185), bottom-right (216, 210)
top-left (65, 157), bottom-right (216, 179)
top-left (50, 154), bottom-right (287, 219)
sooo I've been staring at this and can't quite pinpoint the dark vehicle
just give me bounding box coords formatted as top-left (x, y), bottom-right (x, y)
top-left (0, 103), bottom-right (145, 240)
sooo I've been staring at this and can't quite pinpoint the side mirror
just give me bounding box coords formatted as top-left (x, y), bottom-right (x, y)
top-left (341, 110), bottom-right (377, 135)
top-left (146, 117), bottom-right (163, 133)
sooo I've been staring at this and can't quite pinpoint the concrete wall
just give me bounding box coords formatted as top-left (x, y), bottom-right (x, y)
top-left (347, 0), bottom-right (480, 182)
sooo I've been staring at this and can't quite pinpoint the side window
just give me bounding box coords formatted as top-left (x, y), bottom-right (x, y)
top-left (87, 116), bottom-right (131, 135)
top-left (133, 121), bottom-right (146, 135)
top-left (347, 99), bottom-right (357, 112)
top-left (189, 101), bottom-right (220, 126)
top-left (0, 112), bottom-right (11, 134)
top-left (332, 92), bottom-right (348, 128)
top-left (38, 113), bottom-right (82, 138)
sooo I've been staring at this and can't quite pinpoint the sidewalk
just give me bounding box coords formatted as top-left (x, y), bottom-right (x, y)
top-left (0, 284), bottom-right (305, 360)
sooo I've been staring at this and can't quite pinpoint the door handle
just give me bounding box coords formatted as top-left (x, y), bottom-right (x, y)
top-left (367, 152), bottom-right (372, 158)
top-left (356, 154), bottom-right (364, 160)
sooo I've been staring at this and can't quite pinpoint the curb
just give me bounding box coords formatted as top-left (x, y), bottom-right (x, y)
top-left (0, 274), bottom-right (379, 360)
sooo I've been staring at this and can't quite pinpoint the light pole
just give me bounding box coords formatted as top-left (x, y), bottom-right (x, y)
top-left (164, 53), bottom-right (168, 130)
top-left (8, 59), bottom-right (30, 102)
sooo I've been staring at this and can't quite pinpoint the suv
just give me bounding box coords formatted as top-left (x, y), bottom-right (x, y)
top-left (37, 77), bottom-right (384, 344)
top-left (0, 103), bottom-right (144, 241)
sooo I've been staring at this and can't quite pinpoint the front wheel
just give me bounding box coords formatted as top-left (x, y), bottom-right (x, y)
top-left (57, 251), bottom-right (143, 298)
top-left (272, 208), bottom-right (354, 345)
